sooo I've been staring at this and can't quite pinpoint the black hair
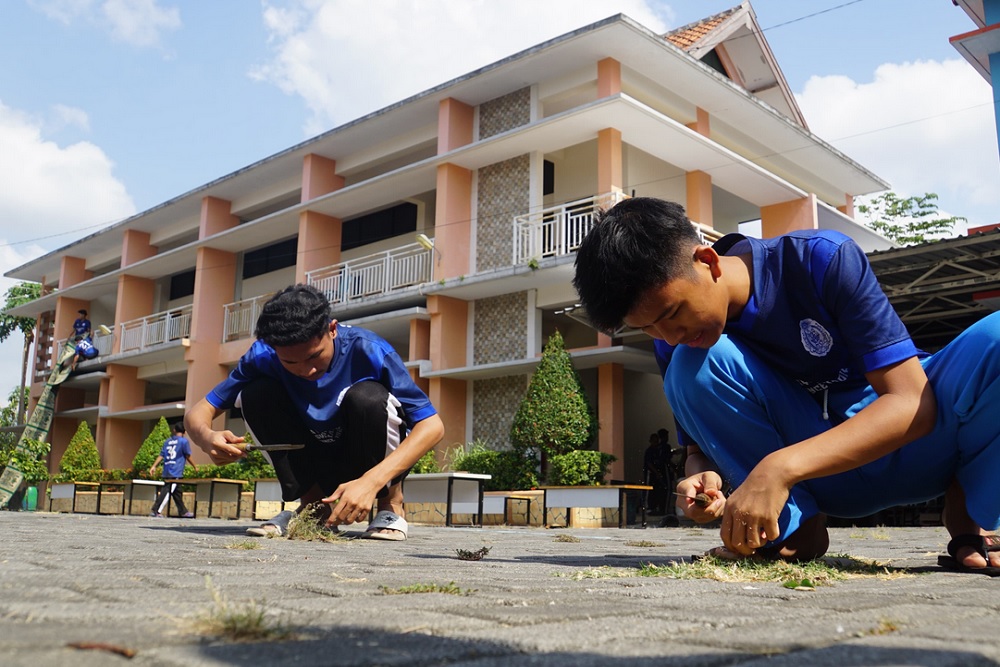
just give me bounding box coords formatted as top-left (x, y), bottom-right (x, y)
top-left (254, 284), bottom-right (332, 348)
top-left (573, 198), bottom-right (700, 333)
top-left (172, 423), bottom-right (185, 435)
top-left (78, 309), bottom-right (88, 316)
top-left (657, 428), bottom-right (669, 441)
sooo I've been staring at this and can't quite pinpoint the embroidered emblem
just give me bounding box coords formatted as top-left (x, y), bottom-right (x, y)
top-left (800, 319), bottom-right (833, 357)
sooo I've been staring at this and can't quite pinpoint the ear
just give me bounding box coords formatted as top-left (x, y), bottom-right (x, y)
top-left (329, 320), bottom-right (339, 338)
top-left (692, 245), bottom-right (723, 280)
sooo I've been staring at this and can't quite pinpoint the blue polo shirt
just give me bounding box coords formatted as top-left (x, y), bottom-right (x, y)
top-left (207, 323), bottom-right (436, 444)
top-left (160, 435), bottom-right (191, 479)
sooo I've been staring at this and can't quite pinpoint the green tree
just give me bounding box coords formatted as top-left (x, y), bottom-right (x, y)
top-left (510, 330), bottom-right (598, 471)
top-left (58, 421), bottom-right (101, 479)
top-left (0, 386), bottom-right (28, 450)
top-left (858, 192), bottom-right (965, 246)
top-left (132, 417), bottom-right (173, 476)
top-left (0, 282), bottom-right (42, 424)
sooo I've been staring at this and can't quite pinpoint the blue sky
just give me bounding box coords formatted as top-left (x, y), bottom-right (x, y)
top-left (0, 0), bottom-right (997, 393)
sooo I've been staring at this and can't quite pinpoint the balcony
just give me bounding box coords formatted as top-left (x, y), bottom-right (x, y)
top-left (513, 192), bottom-right (723, 266)
top-left (307, 242), bottom-right (433, 307)
top-left (223, 293), bottom-right (273, 342)
top-left (119, 306), bottom-right (192, 353)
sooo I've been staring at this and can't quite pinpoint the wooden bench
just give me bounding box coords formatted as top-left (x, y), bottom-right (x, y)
top-left (401, 472), bottom-right (491, 526)
top-left (119, 479), bottom-right (165, 515)
top-left (540, 484), bottom-right (652, 528)
top-left (167, 478), bottom-right (247, 519)
top-left (48, 481), bottom-right (99, 513)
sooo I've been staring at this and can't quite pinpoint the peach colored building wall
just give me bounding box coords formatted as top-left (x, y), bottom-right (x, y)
top-left (428, 294), bottom-right (469, 448)
top-left (409, 318), bottom-right (431, 395)
top-left (685, 170), bottom-right (713, 227)
top-left (102, 364), bottom-right (146, 468)
top-left (597, 128), bottom-right (622, 194)
top-left (598, 363), bottom-right (625, 481)
top-left (121, 230), bottom-right (157, 267)
top-left (296, 210), bottom-right (342, 284)
top-left (301, 154), bottom-right (344, 202)
top-left (761, 194), bottom-right (817, 238)
top-left (437, 98), bottom-right (474, 154)
top-left (597, 57), bottom-right (621, 98)
top-left (112, 276), bottom-right (154, 354)
top-left (435, 163), bottom-right (472, 280)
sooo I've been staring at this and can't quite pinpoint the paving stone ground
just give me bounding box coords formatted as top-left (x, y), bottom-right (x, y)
top-left (0, 511), bottom-right (997, 666)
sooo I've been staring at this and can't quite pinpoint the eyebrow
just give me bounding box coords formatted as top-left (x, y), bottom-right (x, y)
top-left (629, 305), bottom-right (674, 330)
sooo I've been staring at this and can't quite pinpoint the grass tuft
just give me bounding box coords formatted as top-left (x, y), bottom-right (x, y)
top-left (379, 581), bottom-right (475, 595)
top-left (554, 534), bottom-right (581, 543)
top-left (624, 540), bottom-right (665, 548)
top-left (225, 539), bottom-right (262, 550)
top-left (634, 554), bottom-right (904, 587)
top-left (194, 576), bottom-right (292, 642)
top-left (456, 546), bottom-right (491, 561)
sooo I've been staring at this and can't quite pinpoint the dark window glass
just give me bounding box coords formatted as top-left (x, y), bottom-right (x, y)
top-left (543, 160), bottom-right (555, 196)
top-left (169, 270), bottom-right (196, 300)
top-left (701, 49), bottom-right (728, 78)
top-left (243, 238), bottom-right (298, 279)
top-left (341, 202), bottom-right (417, 251)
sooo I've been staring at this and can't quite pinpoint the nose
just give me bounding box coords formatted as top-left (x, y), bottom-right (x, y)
top-left (649, 322), bottom-right (683, 346)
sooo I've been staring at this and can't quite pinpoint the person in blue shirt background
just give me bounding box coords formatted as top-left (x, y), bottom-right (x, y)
top-left (574, 197), bottom-right (1000, 573)
top-left (149, 423), bottom-right (195, 518)
top-left (185, 284), bottom-right (444, 541)
top-left (69, 309), bottom-right (95, 371)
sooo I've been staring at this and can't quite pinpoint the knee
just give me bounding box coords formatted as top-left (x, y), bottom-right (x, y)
top-left (341, 380), bottom-right (389, 414)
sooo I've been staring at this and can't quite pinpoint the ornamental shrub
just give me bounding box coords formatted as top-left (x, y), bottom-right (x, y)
top-left (411, 449), bottom-right (441, 474)
top-left (546, 450), bottom-right (616, 486)
top-left (449, 441), bottom-right (538, 491)
top-left (0, 438), bottom-right (50, 484)
top-left (132, 417), bottom-right (172, 476)
top-left (510, 330), bottom-right (597, 461)
top-left (58, 421), bottom-right (100, 479)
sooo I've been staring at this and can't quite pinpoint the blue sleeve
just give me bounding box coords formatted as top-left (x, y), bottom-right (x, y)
top-left (206, 344), bottom-right (266, 409)
top-left (377, 345), bottom-right (437, 426)
top-left (820, 237), bottom-right (920, 373)
top-left (180, 437), bottom-right (192, 457)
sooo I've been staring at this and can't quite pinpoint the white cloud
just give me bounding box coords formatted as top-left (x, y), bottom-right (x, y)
top-left (0, 99), bottom-right (135, 258)
top-left (48, 104), bottom-right (91, 133)
top-left (28, 0), bottom-right (180, 48)
top-left (797, 59), bottom-right (1000, 228)
top-left (252, 0), bottom-right (673, 135)
top-left (101, 0), bottom-right (180, 47)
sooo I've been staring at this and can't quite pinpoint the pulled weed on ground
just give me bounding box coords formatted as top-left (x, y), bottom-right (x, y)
top-left (285, 505), bottom-right (346, 543)
top-left (225, 539), bottom-right (262, 550)
top-left (554, 534), bottom-right (581, 543)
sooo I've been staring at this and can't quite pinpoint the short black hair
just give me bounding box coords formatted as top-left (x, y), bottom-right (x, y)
top-left (172, 423), bottom-right (185, 435)
top-left (573, 197), bottom-right (700, 333)
top-left (255, 284), bottom-right (331, 348)
top-left (78, 309), bottom-right (88, 316)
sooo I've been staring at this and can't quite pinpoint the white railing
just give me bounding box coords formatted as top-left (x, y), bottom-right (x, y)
top-left (513, 192), bottom-right (723, 265)
top-left (119, 305), bottom-right (192, 353)
top-left (222, 293), bottom-right (273, 342)
top-left (307, 242), bottom-right (433, 306)
top-left (512, 192), bottom-right (627, 265)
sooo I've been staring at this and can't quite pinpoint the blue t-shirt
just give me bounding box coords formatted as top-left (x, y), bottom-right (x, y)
top-left (73, 318), bottom-right (91, 338)
top-left (717, 230), bottom-right (922, 394)
top-left (160, 435), bottom-right (191, 479)
top-left (206, 323), bottom-right (436, 444)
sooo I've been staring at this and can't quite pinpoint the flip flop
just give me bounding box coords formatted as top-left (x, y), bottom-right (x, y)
top-left (246, 510), bottom-right (295, 537)
top-left (937, 534), bottom-right (1000, 576)
top-left (362, 510), bottom-right (408, 541)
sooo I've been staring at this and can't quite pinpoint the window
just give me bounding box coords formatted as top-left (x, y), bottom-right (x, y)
top-left (243, 238), bottom-right (298, 279)
top-left (169, 270), bottom-right (196, 300)
top-left (341, 203), bottom-right (417, 251)
top-left (543, 160), bottom-right (555, 196)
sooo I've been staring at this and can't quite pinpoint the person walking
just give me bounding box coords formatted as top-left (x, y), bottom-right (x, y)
top-left (149, 423), bottom-right (196, 518)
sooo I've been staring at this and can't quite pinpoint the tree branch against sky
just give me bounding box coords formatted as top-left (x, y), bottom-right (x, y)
top-left (857, 192), bottom-right (967, 246)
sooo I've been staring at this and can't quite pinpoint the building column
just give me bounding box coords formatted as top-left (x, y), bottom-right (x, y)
top-left (112, 275), bottom-right (155, 354)
top-left (597, 57), bottom-right (621, 98)
top-left (597, 128), bottom-right (623, 195)
top-left (598, 363), bottom-right (625, 481)
top-left (435, 163), bottom-right (473, 281)
top-left (296, 211), bottom-right (342, 285)
top-left (121, 229), bottom-right (158, 267)
top-left (408, 318), bottom-right (431, 395)
top-left (760, 194), bottom-right (818, 238)
top-left (684, 108), bottom-right (713, 227)
top-left (427, 295), bottom-right (469, 449)
top-left (837, 194), bottom-right (855, 219)
top-left (101, 364), bottom-right (146, 469)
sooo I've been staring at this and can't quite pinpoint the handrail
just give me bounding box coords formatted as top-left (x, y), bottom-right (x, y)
top-left (119, 305), bottom-right (192, 353)
top-left (306, 242), bottom-right (433, 306)
top-left (222, 293), bottom-right (273, 342)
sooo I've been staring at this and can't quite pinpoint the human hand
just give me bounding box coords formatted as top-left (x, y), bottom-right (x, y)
top-left (675, 471), bottom-right (725, 522)
top-left (148, 466), bottom-right (156, 476)
top-left (201, 431), bottom-right (246, 465)
top-left (719, 463), bottom-right (788, 557)
top-left (322, 477), bottom-right (381, 527)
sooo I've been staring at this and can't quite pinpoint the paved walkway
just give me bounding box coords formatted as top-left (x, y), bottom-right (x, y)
top-left (0, 511), bottom-right (997, 666)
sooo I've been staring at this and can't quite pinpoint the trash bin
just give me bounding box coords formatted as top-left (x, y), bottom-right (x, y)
top-left (21, 486), bottom-right (38, 512)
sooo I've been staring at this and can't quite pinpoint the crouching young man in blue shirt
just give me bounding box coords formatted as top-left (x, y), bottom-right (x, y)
top-left (185, 284), bottom-right (444, 540)
top-left (573, 197), bottom-right (1000, 573)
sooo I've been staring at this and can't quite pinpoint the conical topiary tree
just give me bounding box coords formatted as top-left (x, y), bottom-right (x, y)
top-left (58, 421), bottom-right (101, 480)
top-left (132, 417), bottom-right (173, 477)
top-left (510, 330), bottom-right (597, 471)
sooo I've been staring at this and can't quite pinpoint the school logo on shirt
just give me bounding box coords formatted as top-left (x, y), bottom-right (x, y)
top-left (799, 319), bottom-right (833, 357)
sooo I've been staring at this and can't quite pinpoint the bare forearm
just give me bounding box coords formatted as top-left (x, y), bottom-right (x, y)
top-left (363, 414), bottom-right (444, 487)
top-left (184, 399), bottom-right (225, 452)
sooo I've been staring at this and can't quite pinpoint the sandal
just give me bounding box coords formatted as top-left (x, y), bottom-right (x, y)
top-left (362, 510), bottom-right (408, 541)
top-left (937, 534), bottom-right (1000, 576)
